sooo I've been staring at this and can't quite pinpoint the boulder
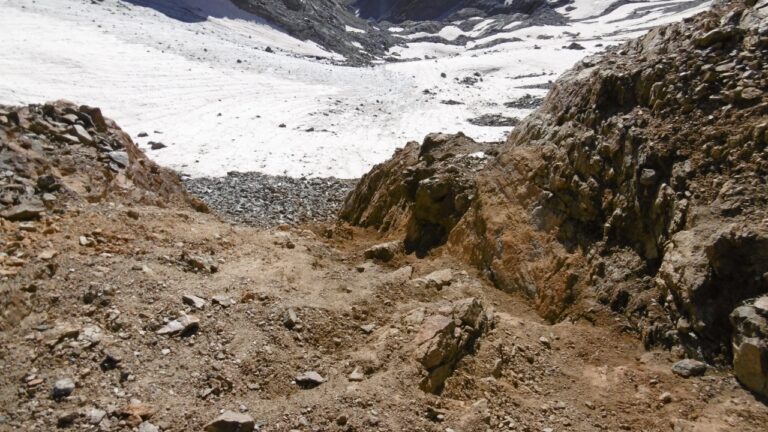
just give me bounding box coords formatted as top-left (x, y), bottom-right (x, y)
top-left (363, 240), bottom-right (402, 262)
top-left (671, 359), bottom-right (707, 378)
top-left (413, 298), bottom-right (492, 393)
top-left (730, 297), bottom-right (768, 397)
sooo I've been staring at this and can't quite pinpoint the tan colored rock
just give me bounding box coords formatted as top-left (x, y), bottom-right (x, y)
top-left (204, 411), bottom-right (255, 432)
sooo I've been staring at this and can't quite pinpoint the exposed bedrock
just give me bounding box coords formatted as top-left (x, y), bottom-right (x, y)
top-left (341, 0), bottom-right (768, 395)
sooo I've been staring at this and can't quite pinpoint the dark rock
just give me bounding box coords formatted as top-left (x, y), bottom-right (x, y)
top-left (671, 359), bottom-right (708, 378)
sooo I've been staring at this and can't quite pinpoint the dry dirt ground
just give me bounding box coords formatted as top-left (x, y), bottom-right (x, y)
top-left (2, 201), bottom-right (768, 431)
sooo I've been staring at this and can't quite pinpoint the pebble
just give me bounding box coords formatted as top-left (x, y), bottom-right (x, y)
top-left (52, 377), bottom-right (75, 399)
top-left (182, 294), bottom-right (207, 309)
top-left (296, 371), bottom-right (326, 387)
top-left (348, 367), bottom-right (365, 382)
top-left (659, 392), bottom-right (673, 404)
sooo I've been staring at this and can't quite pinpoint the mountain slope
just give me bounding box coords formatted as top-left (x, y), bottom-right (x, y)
top-left (341, 0), bottom-right (768, 395)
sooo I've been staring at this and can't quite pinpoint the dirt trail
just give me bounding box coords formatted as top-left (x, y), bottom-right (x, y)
top-left (2, 201), bottom-right (767, 431)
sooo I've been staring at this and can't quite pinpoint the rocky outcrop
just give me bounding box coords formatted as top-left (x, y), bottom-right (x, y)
top-left (231, 0), bottom-right (392, 64)
top-left (342, 0), bottom-right (768, 388)
top-left (354, 0), bottom-right (569, 23)
top-left (340, 133), bottom-right (494, 256)
top-left (0, 101), bottom-right (199, 220)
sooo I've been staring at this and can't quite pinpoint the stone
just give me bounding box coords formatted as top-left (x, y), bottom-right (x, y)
top-left (295, 371), bottom-right (326, 387)
top-left (730, 297), bottom-right (768, 397)
top-left (182, 294), bottom-right (206, 309)
top-left (157, 314), bottom-right (199, 336)
top-left (79, 105), bottom-right (108, 131)
top-left (283, 308), bottom-right (299, 329)
top-left (138, 421), bottom-right (160, 432)
top-left (212, 295), bottom-right (236, 307)
top-left (659, 392), bottom-right (673, 404)
top-left (414, 315), bottom-right (457, 370)
top-left (120, 401), bottom-right (155, 427)
top-left (740, 87), bottom-right (763, 101)
top-left (204, 411), bottom-right (255, 432)
top-left (694, 27), bottom-right (738, 48)
top-left (539, 337), bottom-right (552, 349)
top-left (348, 367), bottom-right (365, 382)
top-left (422, 269), bottom-right (453, 290)
top-left (71, 124), bottom-right (94, 144)
top-left (108, 151), bottom-right (130, 168)
top-left (0, 200), bottom-right (45, 221)
top-left (363, 241), bottom-right (402, 262)
top-left (85, 408), bottom-right (107, 425)
top-left (52, 377), bottom-right (75, 399)
top-left (671, 359), bottom-right (707, 378)
top-left (149, 141), bottom-right (167, 150)
top-left (360, 324), bottom-right (376, 334)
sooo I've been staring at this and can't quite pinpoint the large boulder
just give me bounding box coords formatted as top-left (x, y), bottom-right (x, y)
top-left (730, 296), bottom-right (768, 397)
top-left (412, 298), bottom-right (493, 393)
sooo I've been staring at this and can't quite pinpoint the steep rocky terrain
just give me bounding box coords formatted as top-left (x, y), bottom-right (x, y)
top-left (342, 0), bottom-right (768, 399)
top-left (3, 101), bottom-right (768, 431)
top-left (354, 0), bottom-right (568, 23)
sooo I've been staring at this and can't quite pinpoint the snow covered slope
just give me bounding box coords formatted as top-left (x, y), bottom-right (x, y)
top-left (0, 0), bottom-right (710, 178)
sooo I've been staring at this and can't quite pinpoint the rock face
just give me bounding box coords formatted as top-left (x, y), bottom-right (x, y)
top-left (731, 296), bottom-right (768, 397)
top-left (342, 0), bottom-right (768, 379)
top-left (354, 0), bottom-right (567, 23)
top-left (230, 0), bottom-right (392, 64)
top-left (340, 132), bottom-right (494, 256)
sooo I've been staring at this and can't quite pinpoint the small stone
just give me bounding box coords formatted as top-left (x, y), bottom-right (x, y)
top-left (37, 250), bottom-right (58, 260)
top-left (138, 421), bottom-right (160, 432)
top-left (52, 378), bottom-right (75, 399)
top-left (296, 371), bottom-right (326, 387)
top-left (284, 308), bottom-right (299, 329)
top-left (204, 410), bottom-right (255, 432)
top-left (212, 295), bottom-right (236, 307)
top-left (348, 367), bottom-right (365, 382)
top-left (740, 87), bottom-right (763, 101)
top-left (363, 241), bottom-right (402, 262)
top-left (149, 141), bottom-right (167, 150)
top-left (659, 392), bottom-right (673, 404)
top-left (360, 324), bottom-right (376, 334)
top-left (539, 336), bottom-right (551, 348)
top-left (57, 411), bottom-right (79, 428)
top-left (85, 408), bottom-right (107, 425)
top-left (71, 124), bottom-right (93, 144)
top-left (182, 294), bottom-right (207, 309)
top-left (671, 359), bottom-right (707, 378)
top-left (336, 414), bottom-right (348, 426)
top-left (157, 314), bottom-right (199, 336)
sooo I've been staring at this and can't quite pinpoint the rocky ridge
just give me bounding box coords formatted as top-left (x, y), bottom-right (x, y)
top-left (341, 0), bottom-right (768, 397)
